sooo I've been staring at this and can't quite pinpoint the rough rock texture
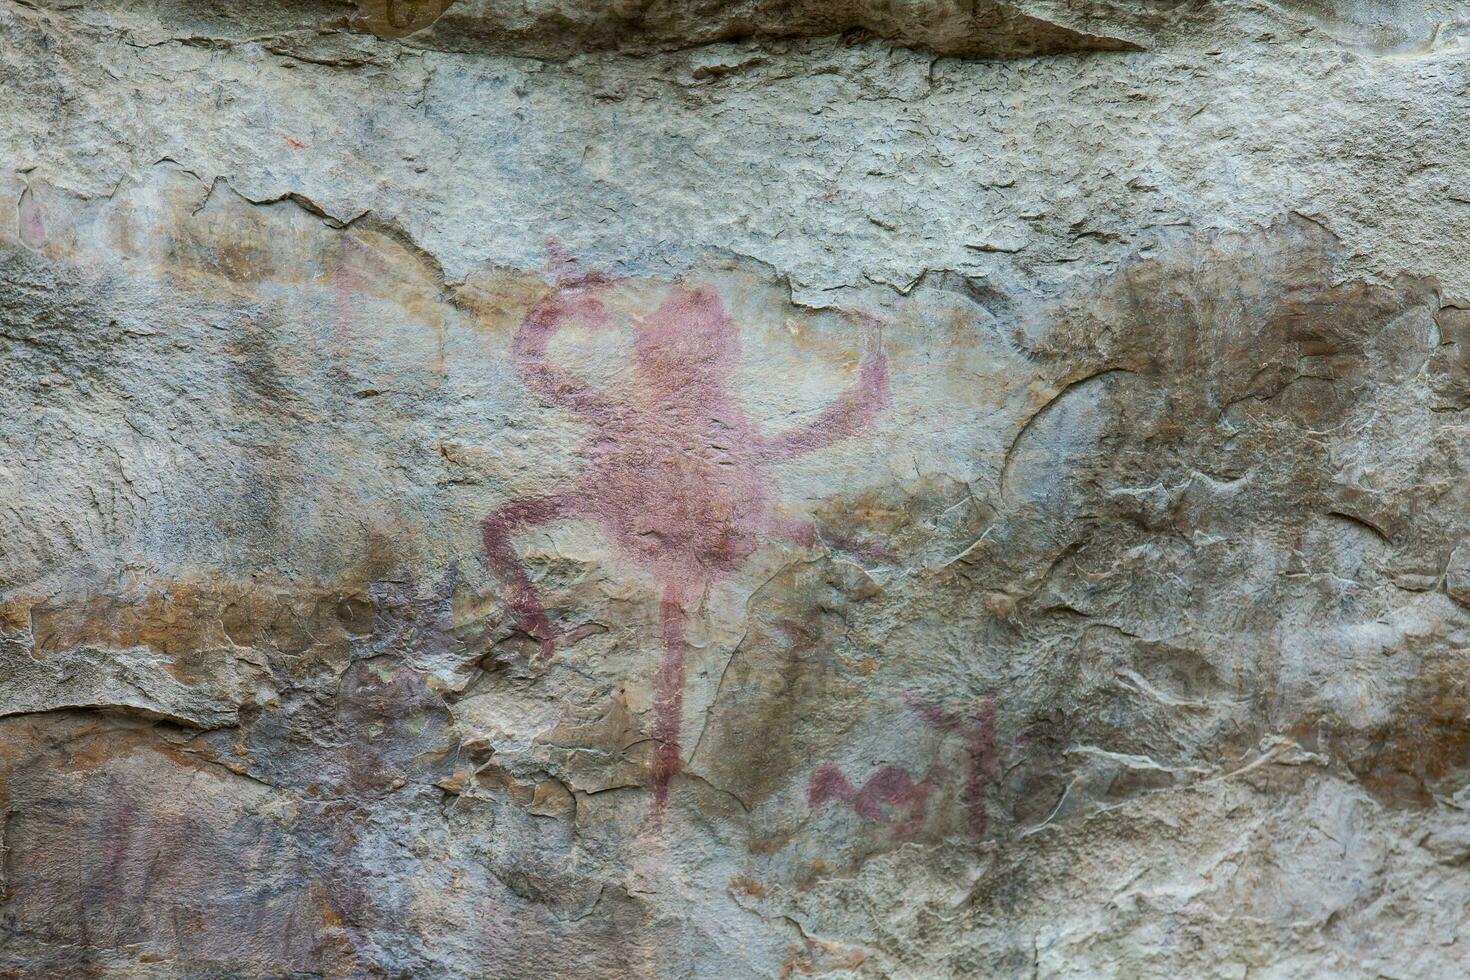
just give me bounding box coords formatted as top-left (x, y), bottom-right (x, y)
top-left (4, 0), bottom-right (1470, 976)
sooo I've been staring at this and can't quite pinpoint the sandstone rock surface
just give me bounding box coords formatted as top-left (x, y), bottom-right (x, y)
top-left (4, 0), bottom-right (1470, 976)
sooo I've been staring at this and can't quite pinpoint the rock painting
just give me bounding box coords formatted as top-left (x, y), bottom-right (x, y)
top-left (483, 247), bottom-right (890, 812)
top-left (809, 697), bottom-right (999, 837)
top-left (807, 761), bottom-right (946, 839)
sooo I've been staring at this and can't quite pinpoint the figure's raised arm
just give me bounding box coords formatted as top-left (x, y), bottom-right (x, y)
top-left (763, 312), bottom-right (890, 460)
top-left (512, 272), bottom-right (615, 418)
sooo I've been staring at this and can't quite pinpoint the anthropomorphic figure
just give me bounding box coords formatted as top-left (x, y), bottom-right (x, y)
top-left (483, 249), bottom-right (890, 813)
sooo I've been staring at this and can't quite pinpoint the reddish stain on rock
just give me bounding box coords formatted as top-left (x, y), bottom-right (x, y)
top-left (483, 246), bottom-right (890, 815)
top-left (18, 187), bottom-right (46, 248)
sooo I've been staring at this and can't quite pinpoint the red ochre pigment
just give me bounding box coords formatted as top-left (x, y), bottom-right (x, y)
top-left (483, 249), bottom-right (890, 814)
top-left (809, 697), bottom-right (1000, 838)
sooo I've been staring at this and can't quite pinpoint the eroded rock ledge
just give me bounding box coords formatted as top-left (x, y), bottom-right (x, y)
top-left (348, 0), bottom-right (1150, 59)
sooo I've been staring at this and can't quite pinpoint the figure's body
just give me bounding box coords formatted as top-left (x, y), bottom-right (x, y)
top-left (483, 255), bottom-right (889, 813)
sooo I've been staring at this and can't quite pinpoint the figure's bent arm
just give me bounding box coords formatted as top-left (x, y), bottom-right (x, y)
top-left (764, 313), bottom-right (890, 460)
top-left (482, 493), bottom-right (577, 658)
top-left (513, 276), bottom-right (614, 418)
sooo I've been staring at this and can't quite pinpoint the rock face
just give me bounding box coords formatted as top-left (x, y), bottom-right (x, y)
top-left (4, 0), bottom-right (1470, 976)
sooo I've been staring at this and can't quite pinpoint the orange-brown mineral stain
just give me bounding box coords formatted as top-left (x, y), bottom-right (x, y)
top-left (19, 577), bottom-right (379, 687)
top-left (1307, 682), bottom-right (1470, 808)
top-left (728, 875), bottom-right (768, 899)
top-left (352, 0), bottom-right (455, 38)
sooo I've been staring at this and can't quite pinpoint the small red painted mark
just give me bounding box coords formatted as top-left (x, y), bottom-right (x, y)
top-left (18, 187), bottom-right (46, 248)
top-left (331, 237), bottom-right (390, 349)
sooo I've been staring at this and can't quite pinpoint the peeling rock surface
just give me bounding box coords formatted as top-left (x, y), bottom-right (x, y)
top-left (4, 0), bottom-right (1470, 976)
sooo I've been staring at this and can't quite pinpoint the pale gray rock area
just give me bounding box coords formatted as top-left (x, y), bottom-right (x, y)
top-left (3, 0), bottom-right (1470, 977)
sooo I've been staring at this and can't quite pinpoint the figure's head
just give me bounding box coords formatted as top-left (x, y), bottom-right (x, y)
top-left (633, 285), bottom-right (740, 381)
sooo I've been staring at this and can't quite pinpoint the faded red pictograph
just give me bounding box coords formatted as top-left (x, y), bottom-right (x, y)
top-left (18, 188), bottom-right (46, 248)
top-left (808, 762), bottom-right (946, 839)
top-left (483, 245), bottom-right (890, 814)
top-left (808, 696), bottom-right (999, 837)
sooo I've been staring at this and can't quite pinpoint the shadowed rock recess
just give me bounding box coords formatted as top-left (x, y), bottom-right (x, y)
top-left (4, 0), bottom-right (1470, 976)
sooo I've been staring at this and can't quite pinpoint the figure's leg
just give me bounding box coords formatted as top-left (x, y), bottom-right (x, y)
top-left (482, 494), bottom-right (576, 659)
top-left (650, 580), bottom-right (690, 816)
top-left (963, 698), bottom-right (999, 836)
